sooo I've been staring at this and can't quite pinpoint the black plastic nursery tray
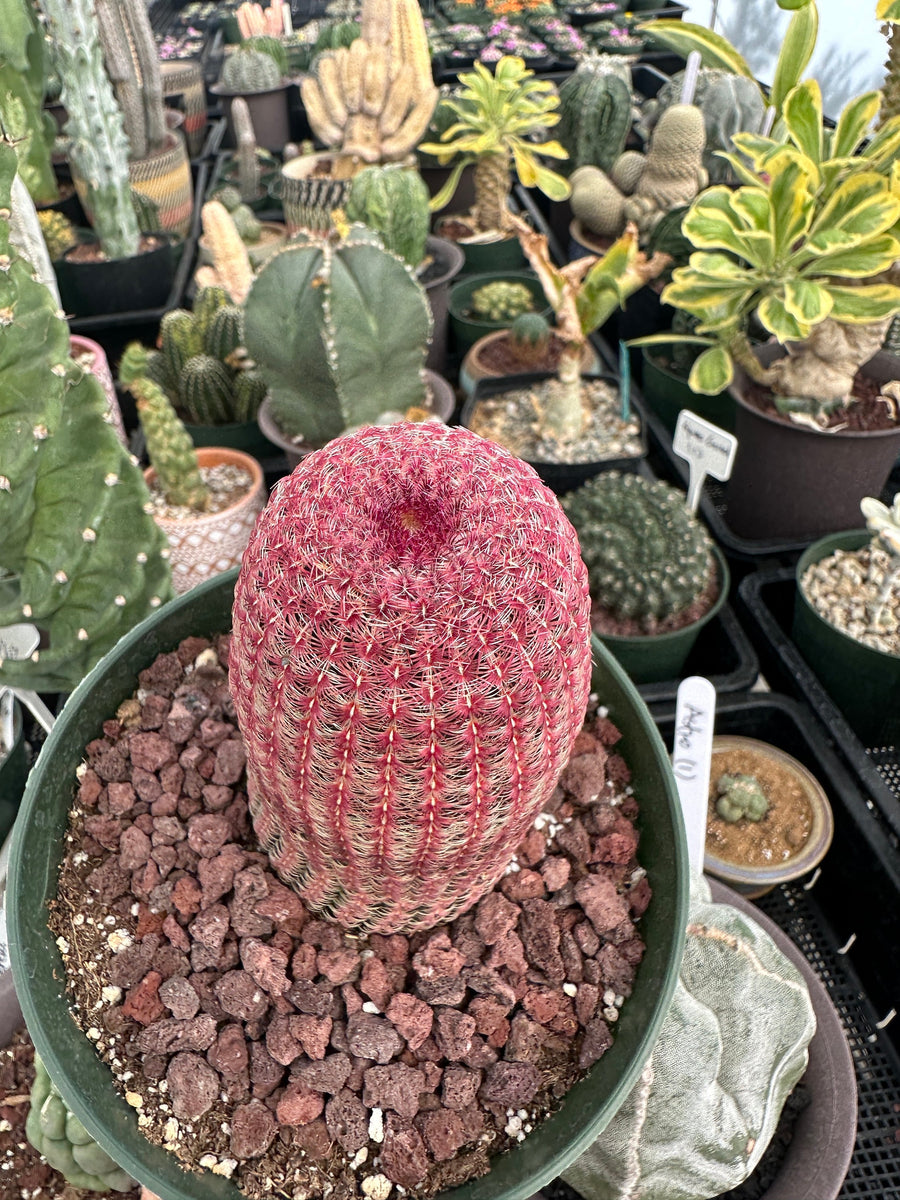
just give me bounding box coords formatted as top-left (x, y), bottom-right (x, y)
top-left (632, 602), bottom-right (758, 705)
top-left (737, 567), bottom-right (900, 846)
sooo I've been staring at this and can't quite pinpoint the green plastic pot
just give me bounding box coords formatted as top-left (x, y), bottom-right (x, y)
top-left (183, 416), bottom-right (277, 461)
top-left (640, 349), bottom-right (734, 436)
top-left (592, 545), bottom-right (730, 685)
top-left (434, 221), bottom-right (526, 275)
top-left (8, 569), bottom-right (688, 1200)
top-left (449, 271), bottom-right (552, 353)
top-left (793, 530), bottom-right (900, 747)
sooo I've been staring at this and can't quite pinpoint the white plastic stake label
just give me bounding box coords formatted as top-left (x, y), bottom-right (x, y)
top-left (672, 676), bottom-right (717, 873)
top-left (673, 410), bottom-right (737, 515)
top-left (0, 623), bottom-right (39, 663)
top-left (0, 625), bottom-right (56, 737)
top-left (680, 52), bottom-right (702, 105)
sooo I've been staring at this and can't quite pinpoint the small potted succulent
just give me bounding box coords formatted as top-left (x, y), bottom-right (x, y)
top-left (243, 224), bottom-right (456, 466)
top-left (462, 217), bottom-right (669, 492)
top-left (420, 55), bottom-right (570, 272)
top-left (120, 344), bottom-right (266, 595)
top-left (211, 37), bottom-right (291, 151)
top-left (561, 471), bottom-right (729, 682)
top-left (460, 310), bottom-right (600, 395)
top-left (478, 18), bottom-right (551, 68)
top-left (792, 493), bottom-right (900, 748)
top-left (449, 270), bottom-right (552, 352)
top-left (703, 738), bottom-right (834, 898)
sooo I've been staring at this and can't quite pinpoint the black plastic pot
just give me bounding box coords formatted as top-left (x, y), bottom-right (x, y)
top-left (464, 371), bottom-right (646, 494)
top-left (423, 234), bottom-right (466, 375)
top-left (435, 218), bottom-right (526, 275)
top-left (183, 417), bottom-right (278, 461)
top-left (591, 544), bottom-right (730, 685)
top-left (792, 530), bottom-right (900, 750)
top-left (54, 232), bottom-right (178, 320)
top-left (640, 347), bottom-right (734, 435)
top-left (725, 346), bottom-right (900, 541)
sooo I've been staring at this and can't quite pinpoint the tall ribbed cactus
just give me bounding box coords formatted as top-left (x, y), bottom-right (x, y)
top-left (0, 0), bottom-right (59, 204)
top-left (37, 0), bottom-right (139, 260)
top-left (194, 199), bottom-right (254, 303)
top-left (94, 0), bottom-right (167, 160)
top-left (344, 162), bottom-right (430, 267)
top-left (243, 224), bottom-right (432, 444)
top-left (0, 143), bottom-right (171, 694)
top-left (232, 96), bottom-right (261, 203)
top-left (119, 344), bottom-right (211, 511)
top-left (230, 422), bottom-right (593, 933)
top-left (300, 0), bottom-right (438, 162)
top-left (562, 472), bottom-right (715, 629)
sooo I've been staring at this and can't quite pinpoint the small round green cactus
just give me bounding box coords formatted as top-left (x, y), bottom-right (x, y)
top-left (715, 773), bottom-right (769, 823)
top-left (221, 46), bottom-right (283, 94)
top-left (37, 209), bottom-right (76, 261)
top-left (26, 1053), bottom-right (134, 1192)
top-left (471, 280), bottom-right (536, 322)
top-left (562, 471), bottom-right (716, 630)
top-left (509, 312), bottom-right (552, 365)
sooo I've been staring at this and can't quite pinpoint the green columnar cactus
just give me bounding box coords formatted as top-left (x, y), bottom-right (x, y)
top-left (234, 369), bottom-right (268, 421)
top-left (160, 308), bottom-right (202, 382)
top-left (204, 304), bottom-right (244, 362)
top-left (509, 312), bottom-right (552, 365)
top-left (345, 163), bottom-right (431, 268)
top-left (222, 46), bottom-right (283, 92)
top-left (26, 1054), bottom-right (134, 1192)
top-left (243, 224), bottom-right (433, 444)
top-left (181, 355), bottom-right (235, 425)
top-left (715, 773), bottom-right (769, 823)
top-left (471, 280), bottom-right (536, 321)
top-left (37, 209), bottom-right (76, 261)
top-left (120, 344), bottom-right (211, 511)
top-left (557, 66), bottom-right (632, 176)
top-left (0, 143), bottom-right (172, 693)
top-left (94, 0), bottom-right (167, 160)
top-left (232, 96), bottom-right (262, 205)
top-left (37, 0), bottom-right (140, 260)
top-left (562, 471), bottom-right (715, 630)
top-left (231, 203), bottom-right (262, 242)
top-left (0, 0), bottom-right (59, 204)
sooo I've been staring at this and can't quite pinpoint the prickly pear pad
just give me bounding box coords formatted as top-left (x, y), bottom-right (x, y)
top-left (230, 423), bottom-right (593, 934)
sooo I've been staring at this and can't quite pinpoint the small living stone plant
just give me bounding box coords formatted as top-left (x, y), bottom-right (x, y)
top-left (563, 471), bottom-right (717, 635)
top-left (800, 493), bottom-right (900, 657)
top-left (715, 773), bottom-right (769, 823)
top-left (471, 279), bottom-right (536, 322)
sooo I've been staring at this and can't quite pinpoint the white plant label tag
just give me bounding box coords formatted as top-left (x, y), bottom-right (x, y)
top-left (672, 676), bottom-right (717, 873)
top-left (673, 411), bottom-right (738, 515)
top-left (0, 623), bottom-right (39, 663)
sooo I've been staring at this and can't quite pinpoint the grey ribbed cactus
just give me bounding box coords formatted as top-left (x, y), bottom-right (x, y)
top-left (94, 0), bottom-right (167, 160)
top-left (232, 96), bottom-right (261, 203)
top-left (243, 224), bottom-right (433, 444)
top-left (222, 46), bottom-right (283, 93)
top-left (557, 65), bottom-right (632, 175)
top-left (37, 0), bottom-right (140, 260)
top-left (562, 472), bottom-right (716, 629)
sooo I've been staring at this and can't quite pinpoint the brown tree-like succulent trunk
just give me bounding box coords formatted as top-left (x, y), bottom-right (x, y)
top-left (473, 152), bottom-right (512, 234)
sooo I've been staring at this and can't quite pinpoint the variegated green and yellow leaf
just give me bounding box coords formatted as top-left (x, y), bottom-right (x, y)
top-left (689, 344), bottom-right (734, 395)
top-left (828, 283), bottom-right (900, 324)
top-left (877, 0), bottom-right (900, 20)
top-left (798, 234), bottom-right (900, 278)
top-left (831, 91), bottom-right (881, 159)
top-left (809, 173), bottom-right (900, 244)
top-left (767, 155), bottom-right (815, 256)
top-left (757, 292), bottom-right (811, 341)
top-left (782, 279), bottom-right (832, 325)
top-left (783, 80), bottom-right (823, 163)
top-left (769, 3), bottom-right (818, 115)
top-left (635, 20), bottom-right (757, 78)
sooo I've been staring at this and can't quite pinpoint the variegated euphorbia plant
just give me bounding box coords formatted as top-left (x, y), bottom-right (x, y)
top-left (632, 80), bottom-right (900, 421)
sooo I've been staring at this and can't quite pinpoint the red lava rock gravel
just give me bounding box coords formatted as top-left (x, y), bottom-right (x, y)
top-left (49, 636), bottom-right (650, 1200)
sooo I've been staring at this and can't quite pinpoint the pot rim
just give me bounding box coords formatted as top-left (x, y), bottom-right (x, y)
top-left (703, 734), bottom-right (835, 887)
top-left (143, 446), bottom-right (264, 531)
top-left (463, 329), bottom-right (597, 381)
top-left (209, 80), bottom-right (289, 98)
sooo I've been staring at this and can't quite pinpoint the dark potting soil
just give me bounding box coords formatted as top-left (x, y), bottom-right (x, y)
top-left (744, 368), bottom-right (899, 432)
top-left (49, 637), bottom-right (651, 1200)
top-left (64, 235), bottom-right (166, 266)
top-left (0, 1026), bottom-right (143, 1200)
top-left (590, 552), bottom-right (719, 638)
top-left (474, 334), bottom-right (578, 377)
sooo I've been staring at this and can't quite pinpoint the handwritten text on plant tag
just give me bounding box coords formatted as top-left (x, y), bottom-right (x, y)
top-left (673, 411), bottom-right (737, 516)
top-left (672, 676), bottom-right (717, 873)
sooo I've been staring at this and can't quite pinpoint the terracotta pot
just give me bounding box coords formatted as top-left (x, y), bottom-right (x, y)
top-left (257, 370), bottom-right (457, 470)
top-left (69, 335), bottom-right (127, 446)
top-left (143, 448), bottom-right (265, 594)
top-left (460, 329), bottom-right (599, 396)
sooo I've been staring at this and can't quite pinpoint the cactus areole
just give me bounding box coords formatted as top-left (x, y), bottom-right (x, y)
top-left (230, 422), bottom-right (592, 933)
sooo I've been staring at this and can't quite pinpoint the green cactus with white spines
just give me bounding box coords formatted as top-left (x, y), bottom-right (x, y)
top-left (160, 308), bottom-right (202, 382)
top-left (509, 312), bottom-right (552, 366)
top-left (0, 142), bottom-right (172, 694)
top-left (0, 0), bottom-right (59, 205)
top-left (204, 304), bottom-right (245, 363)
top-left (234, 369), bottom-right (269, 422)
top-left (562, 472), bottom-right (716, 629)
top-left (344, 163), bottom-right (431, 268)
top-left (221, 45), bottom-right (283, 93)
top-left (715, 773), bottom-right (769, 823)
top-left (120, 343), bottom-right (211, 511)
top-left (557, 65), bottom-right (632, 176)
top-left (181, 354), bottom-right (235, 425)
top-left (471, 280), bottom-right (536, 322)
top-left (243, 223), bottom-right (433, 444)
top-left (26, 1054), bottom-right (134, 1192)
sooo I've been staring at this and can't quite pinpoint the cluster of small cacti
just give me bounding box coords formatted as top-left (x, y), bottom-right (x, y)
top-left (37, 0), bottom-right (140, 259)
top-left (562, 471), bottom-right (715, 629)
top-left (37, 208), bottom-right (76, 261)
top-left (300, 0), bottom-right (438, 163)
top-left (229, 421), bottom-right (593, 933)
top-left (715, 773), bottom-right (770, 823)
top-left (571, 104), bottom-right (708, 241)
top-left (471, 279), bottom-right (536, 322)
top-left (243, 223), bottom-right (433, 443)
top-left (210, 184), bottom-right (263, 243)
top-left (557, 63), bottom-right (632, 175)
top-left (120, 343), bottom-right (211, 510)
top-left (144, 285), bottom-right (267, 426)
top-left (237, 0), bottom-right (287, 38)
top-left (0, 142), bottom-right (172, 694)
top-left (509, 311), bottom-right (552, 365)
top-left (221, 44), bottom-right (283, 92)
top-left (26, 1054), bottom-right (134, 1192)
top-left (344, 162), bottom-right (431, 267)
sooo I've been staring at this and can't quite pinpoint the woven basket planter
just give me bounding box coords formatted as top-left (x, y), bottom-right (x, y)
top-left (160, 60), bottom-right (208, 158)
top-left (144, 447), bottom-right (265, 594)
